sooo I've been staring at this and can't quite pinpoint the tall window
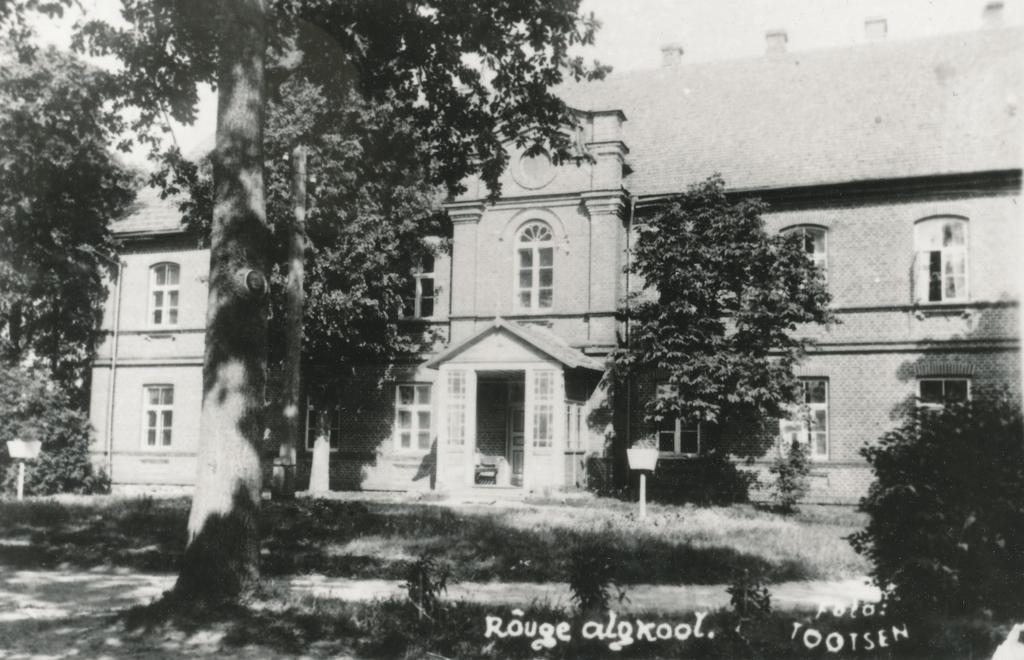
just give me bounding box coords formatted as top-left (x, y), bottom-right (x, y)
top-left (446, 370), bottom-right (466, 446)
top-left (918, 378), bottom-right (970, 409)
top-left (403, 255), bottom-right (435, 319)
top-left (515, 221), bottom-right (554, 311)
top-left (395, 384), bottom-right (432, 451)
top-left (655, 383), bottom-right (701, 456)
top-left (783, 226), bottom-right (827, 279)
top-left (142, 385), bottom-right (174, 447)
top-left (915, 217), bottom-right (968, 303)
top-left (305, 405), bottom-right (340, 451)
top-left (150, 263), bottom-right (180, 326)
top-left (565, 401), bottom-right (584, 451)
top-left (532, 371), bottom-right (555, 447)
top-left (779, 378), bottom-right (829, 460)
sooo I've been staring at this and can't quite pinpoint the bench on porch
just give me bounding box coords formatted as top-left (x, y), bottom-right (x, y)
top-left (474, 452), bottom-right (510, 485)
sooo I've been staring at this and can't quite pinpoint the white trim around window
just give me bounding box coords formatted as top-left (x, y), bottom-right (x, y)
top-left (149, 262), bottom-right (180, 327)
top-left (305, 404), bottom-right (340, 452)
top-left (403, 255), bottom-right (436, 319)
top-left (917, 377), bottom-right (971, 409)
top-left (779, 378), bottom-right (829, 461)
top-left (395, 384), bottom-right (432, 452)
top-left (514, 221), bottom-right (554, 312)
top-left (142, 384), bottom-right (174, 448)
top-left (782, 225), bottom-right (828, 281)
top-left (914, 217), bottom-right (968, 304)
top-left (655, 383), bottom-right (701, 457)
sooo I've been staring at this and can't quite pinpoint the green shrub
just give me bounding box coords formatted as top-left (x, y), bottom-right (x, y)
top-left (768, 440), bottom-right (810, 513)
top-left (849, 388), bottom-right (1024, 619)
top-left (727, 569), bottom-right (771, 630)
top-left (0, 363), bottom-right (107, 496)
top-left (567, 538), bottom-right (627, 616)
top-left (403, 552), bottom-right (449, 622)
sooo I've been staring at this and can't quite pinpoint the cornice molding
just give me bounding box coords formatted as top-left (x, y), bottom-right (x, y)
top-left (443, 200), bottom-right (488, 224)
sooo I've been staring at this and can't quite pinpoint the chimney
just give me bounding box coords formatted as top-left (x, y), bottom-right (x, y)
top-left (865, 17), bottom-right (887, 41)
top-left (983, 1), bottom-right (1005, 27)
top-left (765, 29), bottom-right (788, 55)
top-left (661, 43), bottom-right (684, 67)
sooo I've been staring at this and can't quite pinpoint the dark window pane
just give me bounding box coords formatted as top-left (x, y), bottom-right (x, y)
top-left (928, 251), bottom-right (942, 301)
top-left (420, 297), bottom-right (434, 318)
top-left (399, 386), bottom-right (414, 405)
top-left (920, 380), bottom-right (944, 403)
top-left (680, 429), bottom-right (700, 454)
top-left (421, 255), bottom-right (434, 273)
top-left (658, 431), bottom-right (676, 452)
top-left (945, 379), bottom-right (968, 402)
top-left (539, 247), bottom-right (553, 267)
top-left (538, 289), bottom-right (553, 308)
top-left (806, 380), bottom-right (827, 403)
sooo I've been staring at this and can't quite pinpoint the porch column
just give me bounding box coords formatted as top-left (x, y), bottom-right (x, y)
top-left (435, 366), bottom-right (474, 491)
top-left (523, 366), bottom-right (566, 491)
top-left (464, 369), bottom-right (478, 487)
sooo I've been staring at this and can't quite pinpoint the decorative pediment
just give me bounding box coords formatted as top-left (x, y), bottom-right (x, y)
top-left (425, 318), bottom-right (604, 370)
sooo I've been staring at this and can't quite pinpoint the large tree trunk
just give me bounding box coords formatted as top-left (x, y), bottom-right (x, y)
top-left (271, 145), bottom-right (307, 500)
top-left (175, 0), bottom-right (269, 603)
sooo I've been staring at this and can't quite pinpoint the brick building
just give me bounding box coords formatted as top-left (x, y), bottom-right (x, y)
top-left (90, 25), bottom-right (1022, 502)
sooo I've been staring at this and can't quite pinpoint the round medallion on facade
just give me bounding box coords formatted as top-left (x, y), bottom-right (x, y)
top-left (514, 149), bottom-right (557, 190)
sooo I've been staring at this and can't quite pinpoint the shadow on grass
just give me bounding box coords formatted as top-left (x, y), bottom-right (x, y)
top-left (0, 497), bottom-right (814, 585)
top-left (1, 594), bottom-right (1002, 660)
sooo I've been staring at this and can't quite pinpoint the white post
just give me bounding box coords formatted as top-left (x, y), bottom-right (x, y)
top-left (639, 472), bottom-right (647, 520)
top-left (16, 462), bottom-right (25, 501)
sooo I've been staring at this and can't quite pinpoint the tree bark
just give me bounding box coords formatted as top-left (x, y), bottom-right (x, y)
top-left (175, 0), bottom-right (269, 603)
top-left (272, 145), bottom-right (307, 500)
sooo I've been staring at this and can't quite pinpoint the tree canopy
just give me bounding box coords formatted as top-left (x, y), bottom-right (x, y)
top-left (76, 0), bottom-right (609, 197)
top-left (614, 175), bottom-right (834, 430)
top-left (0, 45), bottom-right (136, 400)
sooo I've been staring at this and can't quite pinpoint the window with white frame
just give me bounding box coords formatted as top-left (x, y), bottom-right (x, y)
top-left (655, 383), bottom-right (701, 456)
top-left (305, 404), bottom-right (340, 451)
top-left (565, 401), bottom-right (584, 451)
top-left (142, 385), bottom-right (174, 448)
top-left (402, 255), bottom-right (435, 319)
top-left (779, 378), bottom-right (829, 460)
top-left (532, 371), bottom-right (555, 448)
top-left (149, 263), bottom-right (180, 326)
top-left (446, 370), bottom-right (466, 446)
top-left (395, 384), bottom-right (432, 451)
top-left (917, 378), bottom-right (970, 409)
top-left (515, 221), bottom-right (554, 311)
top-left (783, 225), bottom-right (828, 280)
top-left (915, 217), bottom-right (968, 303)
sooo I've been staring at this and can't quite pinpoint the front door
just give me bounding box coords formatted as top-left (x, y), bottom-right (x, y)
top-left (509, 406), bottom-right (524, 486)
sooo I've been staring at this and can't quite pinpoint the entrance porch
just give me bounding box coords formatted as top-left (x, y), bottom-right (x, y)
top-left (426, 318), bottom-right (603, 494)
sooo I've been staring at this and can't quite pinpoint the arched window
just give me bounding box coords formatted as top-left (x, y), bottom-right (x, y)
top-left (914, 217), bottom-right (967, 303)
top-left (783, 225), bottom-right (828, 279)
top-left (515, 221), bottom-right (554, 311)
top-left (149, 263), bottom-right (180, 326)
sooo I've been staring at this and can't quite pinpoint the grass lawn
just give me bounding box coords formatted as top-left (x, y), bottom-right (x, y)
top-left (0, 494), bottom-right (869, 584)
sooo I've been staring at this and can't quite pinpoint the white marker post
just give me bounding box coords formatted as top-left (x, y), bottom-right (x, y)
top-left (626, 446), bottom-right (659, 521)
top-left (6, 439), bottom-right (42, 501)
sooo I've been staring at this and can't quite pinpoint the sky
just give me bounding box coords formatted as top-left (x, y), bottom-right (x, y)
top-left (34, 0), bottom-right (1023, 167)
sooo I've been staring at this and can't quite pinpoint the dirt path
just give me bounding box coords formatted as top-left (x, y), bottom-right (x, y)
top-left (0, 568), bottom-right (879, 623)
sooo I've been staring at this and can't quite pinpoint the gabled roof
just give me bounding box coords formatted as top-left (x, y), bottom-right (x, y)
top-left (112, 186), bottom-right (186, 236)
top-left (425, 317), bottom-right (605, 370)
top-left (559, 27), bottom-right (1023, 195)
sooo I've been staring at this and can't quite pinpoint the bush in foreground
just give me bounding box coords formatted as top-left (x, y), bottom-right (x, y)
top-left (0, 363), bottom-right (108, 496)
top-left (849, 388), bottom-right (1024, 620)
